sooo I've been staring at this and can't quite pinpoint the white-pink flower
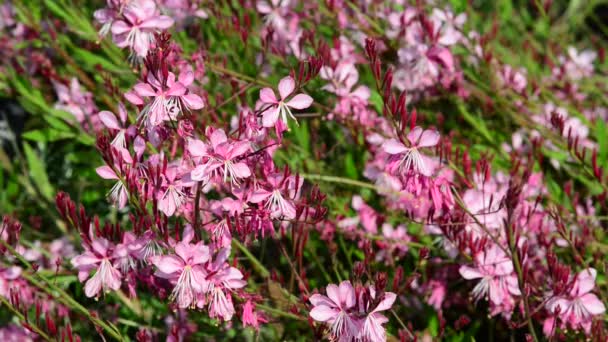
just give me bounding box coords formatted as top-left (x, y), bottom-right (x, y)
top-left (259, 76), bottom-right (313, 128)
top-left (71, 237), bottom-right (122, 298)
top-left (111, 0), bottom-right (174, 57)
top-left (151, 235), bottom-right (210, 309)
top-left (544, 268), bottom-right (605, 334)
top-left (188, 129), bottom-right (252, 186)
top-left (459, 244), bottom-right (520, 311)
top-left (359, 289), bottom-right (397, 342)
top-left (309, 280), bottom-right (359, 340)
top-left (382, 126), bottom-right (440, 176)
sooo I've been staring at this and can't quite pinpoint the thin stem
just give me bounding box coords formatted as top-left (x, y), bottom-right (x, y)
top-left (232, 238), bottom-right (270, 278)
top-left (299, 173), bottom-right (378, 191)
top-left (256, 303), bottom-right (305, 321)
top-left (0, 295), bottom-right (52, 341)
top-left (0, 239), bottom-right (124, 341)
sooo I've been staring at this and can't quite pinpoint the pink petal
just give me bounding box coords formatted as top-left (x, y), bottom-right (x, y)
top-left (191, 243), bottom-right (210, 265)
top-left (228, 141), bottom-right (251, 159)
top-left (406, 127), bottom-right (424, 144)
top-left (231, 162), bottom-right (251, 179)
top-left (99, 111), bottom-right (121, 130)
top-left (158, 194), bottom-right (177, 217)
top-left (178, 71), bottom-right (194, 86)
top-left (188, 139), bottom-right (207, 157)
top-left (459, 265), bottom-right (483, 279)
top-left (133, 32), bottom-right (150, 57)
top-left (262, 107), bottom-right (280, 127)
top-left (309, 306), bottom-right (337, 322)
top-left (280, 200), bottom-right (296, 219)
top-left (338, 281), bottom-right (355, 308)
top-left (174, 242), bottom-right (192, 262)
top-left (124, 91), bottom-right (144, 105)
top-left (278, 76), bottom-right (295, 100)
top-left (575, 268), bottom-right (597, 295)
top-left (580, 293), bottom-right (606, 315)
top-left (286, 94), bottom-right (313, 110)
top-left (71, 253), bottom-right (100, 268)
top-left (210, 129), bottom-right (228, 149)
top-left (248, 189), bottom-right (271, 203)
top-left (84, 273), bottom-right (102, 297)
top-left (166, 82), bottom-right (187, 96)
top-left (182, 94), bottom-right (204, 110)
top-left (190, 165), bottom-right (208, 181)
top-left (256, 1), bottom-right (272, 14)
top-left (417, 130), bottom-right (440, 147)
top-left (140, 16), bottom-right (174, 30)
top-left (373, 292), bottom-right (396, 312)
top-left (309, 294), bottom-right (335, 308)
top-left (96, 166), bottom-right (118, 179)
top-left (111, 21), bottom-right (131, 35)
top-left (325, 284), bottom-right (340, 305)
top-left (382, 139), bottom-right (408, 154)
top-left (134, 83), bottom-right (157, 97)
top-left (259, 88), bottom-right (277, 104)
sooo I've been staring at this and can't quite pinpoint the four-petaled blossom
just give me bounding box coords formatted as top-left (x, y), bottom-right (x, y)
top-left (544, 268), bottom-right (606, 335)
top-left (204, 248), bottom-right (247, 320)
top-left (382, 126), bottom-right (440, 177)
top-left (111, 0), bottom-right (174, 57)
top-left (99, 103), bottom-right (130, 149)
top-left (189, 129), bottom-right (251, 186)
top-left (259, 76), bottom-right (313, 128)
top-left (126, 70), bottom-right (204, 127)
top-left (248, 172), bottom-right (298, 219)
top-left (71, 237), bottom-right (122, 298)
top-left (459, 244), bottom-right (520, 311)
top-left (309, 280), bottom-right (359, 340)
top-left (360, 288), bottom-right (397, 342)
top-left (151, 234), bottom-right (210, 309)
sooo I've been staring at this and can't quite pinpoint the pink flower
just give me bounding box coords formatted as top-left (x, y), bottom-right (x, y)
top-left (544, 268), bottom-right (605, 334)
top-left (111, 0), bottom-right (174, 57)
top-left (259, 76), bottom-right (313, 128)
top-left (242, 299), bottom-right (268, 330)
top-left (256, 0), bottom-right (290, 30)
top-left (53, 78), bottom-right (99, 130)
top-left (459, 244), bottom-right (520, 312)
top-left (248, 172), bottom-right (298, 219)
top-left (189, 129), bottom-right (252, 186)
top-left (157, 166), bottom-right (187, 217)
top-left (0, 266), bottom-right (22, 298)
top-left (382, 126), bottom-right (440, 177)
top-left (359, 289), bottom-right (397, 342)
top-left (126, 70), bottom-right (204, 127)
top-left (309, 281), bottom-right (359, 340)
top-left (152, 235), bottom-right (210, 309)
top-left (204, 248), bottom-right (247, 321)
top-left (71, 237), bottom-right (122, 298)
top-left (99, 103), bottom-right (130, 149)
top-left (96, 154), bottom-right (132, 209)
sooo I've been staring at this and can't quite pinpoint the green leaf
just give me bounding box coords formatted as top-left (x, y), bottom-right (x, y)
top-left (22, 143), bottom-right (54, 201)
top-left (428, 313), bottom-right (439, 337)
top-left (369, 90), bottom-right (383, 114)
top-left (22, 129), bottom-right (76, 143)
top-left (596, 119), bottom-right (608, 166)
top-left (344, 153), bottom-right (358, 179)
top-left (457, 102), bottom-right (494, 145)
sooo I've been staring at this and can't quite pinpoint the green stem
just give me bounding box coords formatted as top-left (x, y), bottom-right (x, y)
top-left (0, 239), bottom-right (124, 341)
top-left (299, 173), bottom-right (378, 191)
top-left (256, 303), bottom-right (305, 321)
top-left (0, 295), bottom-right (52, 341)
top-left (232, 238), bottom-right (270, 278)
